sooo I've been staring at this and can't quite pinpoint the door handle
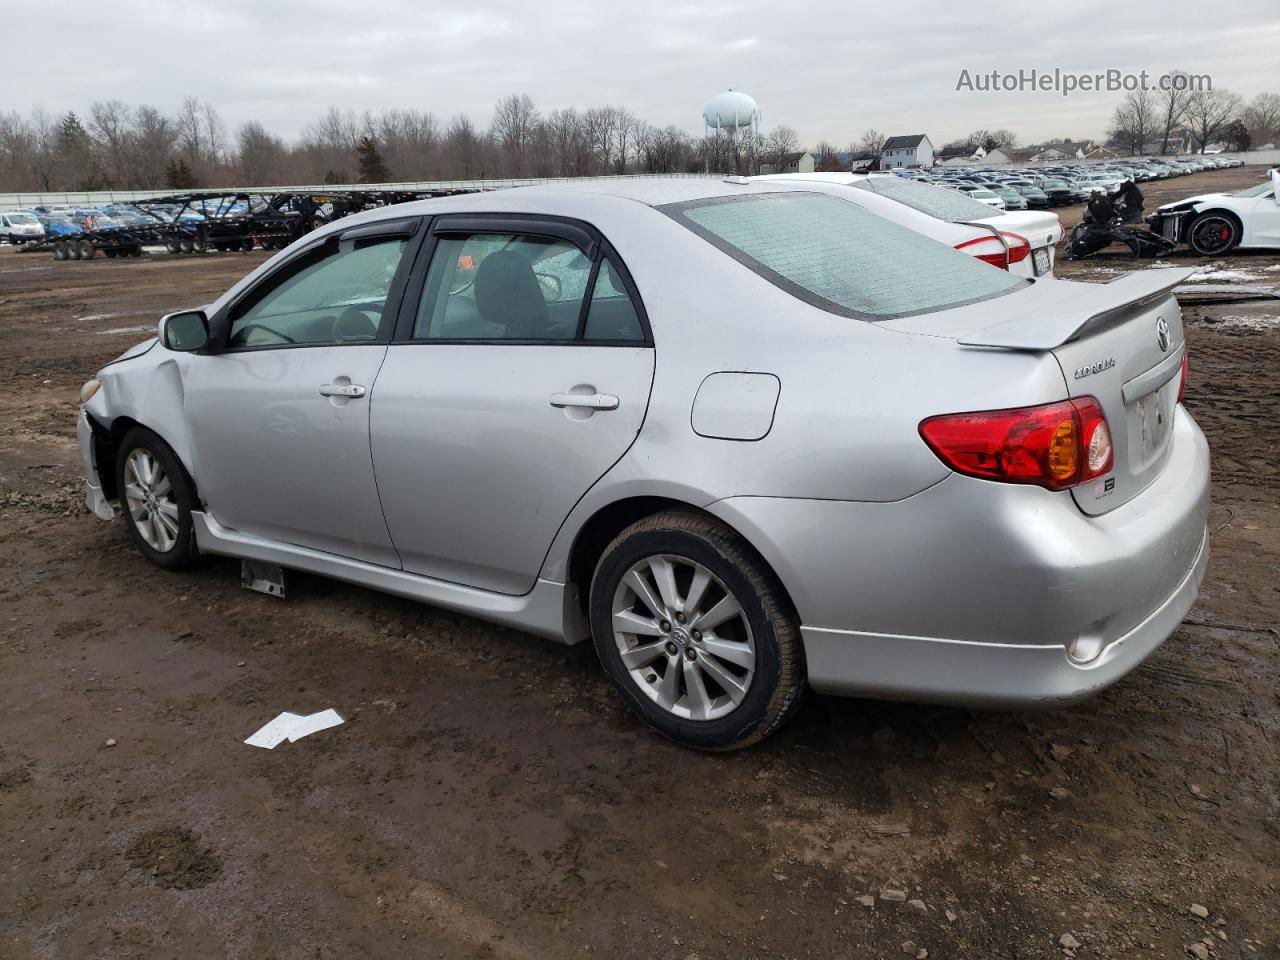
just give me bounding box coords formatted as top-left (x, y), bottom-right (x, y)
top-left (319, 382), bottom-right (367, 398)
top-left (549, 392), bottom-right (619, 411)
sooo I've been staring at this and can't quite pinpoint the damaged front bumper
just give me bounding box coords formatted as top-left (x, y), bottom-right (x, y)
top-left (78, 409), bottom-right (115, 521)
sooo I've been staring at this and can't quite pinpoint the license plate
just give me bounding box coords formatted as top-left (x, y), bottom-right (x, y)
top-left (1137, 383), bottom-right (1173, 460)
top-left (1032, 247), bottom-right (1052, 276)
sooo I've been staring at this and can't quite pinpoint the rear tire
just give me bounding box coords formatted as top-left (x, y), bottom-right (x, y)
top-left (589, 511), bottom-right (805, 750)
top-left (53, 241), bottom-right (68, 261)
top-left (78, 239), bottom-right (95, 259)
top-left (114, 427), bottom-right (199, 571)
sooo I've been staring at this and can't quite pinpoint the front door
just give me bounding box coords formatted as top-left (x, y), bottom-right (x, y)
top-left (1246, 176), bottom-right (1280, 247)
top-left (184, 222), bottom-right (420, 567)
top-left (370, 219), bottom-right (656, 594)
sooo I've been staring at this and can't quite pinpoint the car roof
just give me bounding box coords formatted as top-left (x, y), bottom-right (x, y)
top-left (329, 176), bottom-right (833, 230)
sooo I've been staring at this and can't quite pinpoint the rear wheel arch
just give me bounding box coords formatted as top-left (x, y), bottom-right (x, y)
top-left (565, 496), bottom-right (800, 625)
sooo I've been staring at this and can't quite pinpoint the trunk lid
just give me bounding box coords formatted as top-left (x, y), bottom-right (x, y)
top-left (886, 269), bottom-right (1194, 515)
top-left (975, 210), bottom-right (1062, 249)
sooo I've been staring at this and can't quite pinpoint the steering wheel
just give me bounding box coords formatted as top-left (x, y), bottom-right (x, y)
top-left (230, 323), bottom-right (295, 346)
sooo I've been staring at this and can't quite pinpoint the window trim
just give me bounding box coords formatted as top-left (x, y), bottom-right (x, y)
top-left (389, 214), bottom-right (652, 347)
top-left (208, 217), bottom-right (425, 354)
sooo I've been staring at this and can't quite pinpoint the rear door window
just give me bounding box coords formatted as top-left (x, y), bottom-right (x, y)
top-left (664, 192), bottom-right (1025, 321)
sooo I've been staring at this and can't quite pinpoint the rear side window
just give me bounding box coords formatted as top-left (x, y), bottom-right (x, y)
top-left (665, 192), bottom-right (1025, 321)
top-left (849, 177), bottom-right (1000, 222)
top-left (583, 259), bottom-right (644, 341)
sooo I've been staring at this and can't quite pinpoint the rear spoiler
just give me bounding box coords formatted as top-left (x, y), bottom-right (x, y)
top-left (958, 268), bottom-right (1197, 350)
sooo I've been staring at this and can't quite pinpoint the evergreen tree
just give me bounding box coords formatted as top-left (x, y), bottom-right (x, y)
top-left (58, 112), bottom-right (90, 153)
top-left (165, 157), bottom-right (198, 189)
top-left (356, 136), bottom-right (392, 183)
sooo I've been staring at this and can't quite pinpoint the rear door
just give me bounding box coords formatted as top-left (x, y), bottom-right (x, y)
top-left (369, 215), bottom-right (656, 595)
top-left (1244, 175), bottom-right (1280, 246)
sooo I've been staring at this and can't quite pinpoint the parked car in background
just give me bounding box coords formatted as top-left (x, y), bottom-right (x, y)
top-left (1013, 185), bottom-right (1050, 208)
top-left (76, 177), bottom-right (1209, 749)
top-left (38, 215), bottom-right (83, 238)
top-left (755, 172), bottom-right (1062, 276)
top-left (989, 186), bottom-right (1029, 210)
top-left (954, 185), bottom-right (1006, 209)
top-left (0, 211), bottom-right (46, 244)
top-left (1034, 179), bottom-right (1077, 206)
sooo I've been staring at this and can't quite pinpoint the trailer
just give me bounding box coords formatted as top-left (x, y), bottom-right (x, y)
top-left (35, 187), bottom-right (479, 261)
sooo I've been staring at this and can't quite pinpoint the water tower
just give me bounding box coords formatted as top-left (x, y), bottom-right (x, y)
top-left (703, 89), bottom-right (760, 173)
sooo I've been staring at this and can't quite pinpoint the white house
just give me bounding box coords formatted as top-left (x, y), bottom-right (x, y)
top-left (879, 134), bottom-right (934, 169)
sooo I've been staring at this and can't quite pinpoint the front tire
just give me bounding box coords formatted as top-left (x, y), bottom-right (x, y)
top-left (115, 427), bottom-right (199, 570)
top-left (1187, 212), bottom-right (1240, 256)
top-left (589, 511), bottom-right (804, 750)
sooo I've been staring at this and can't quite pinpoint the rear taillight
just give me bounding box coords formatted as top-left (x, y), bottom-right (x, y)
top-left (1177, 349), bottom-right (1189, 403)
top-left (919, 397), bottom-right (1113, 490)
top-left (1055, 216), bottom-right (1065, 243)
top-left (955, 232), bottom-right (1031, 270)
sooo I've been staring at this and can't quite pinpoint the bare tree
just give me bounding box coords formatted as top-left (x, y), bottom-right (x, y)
top-left (1241, 92), bottom-right (1280, 147)
top-left (133, 105), bottom-right (177, 188)
top-left (1185, 88), bottom-right (1242, 153)
top-left (490, 94), bottom-right (539, 177)
top-left (762, 125), bottom-right (800, 171)
top-left (583, 107), bottom-right (621, 173)
top-left (1154, 71), bottom-right (1195, 154)
top-left (1108, 89), bottom-right (1156, 155)
top-left (442, 114), bottom-right (483, 179)
top-left (237, 121), bottom-right (290, 184)
top-left (858, 129), bottom-right (885, 155)
top-left (88, 100), bottom-right (134, 187)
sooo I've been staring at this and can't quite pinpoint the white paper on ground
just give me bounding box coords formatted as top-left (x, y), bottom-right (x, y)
top-left (244, 709), bottom-right (344, 749)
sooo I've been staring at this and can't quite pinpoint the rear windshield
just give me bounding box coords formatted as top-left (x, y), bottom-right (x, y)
top-left (848, 176), bottom-right (1000, 222)
top-left (663, 192), bottom-right (1026, 321)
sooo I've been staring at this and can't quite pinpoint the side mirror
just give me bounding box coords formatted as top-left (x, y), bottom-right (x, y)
top-left (160, 310), bottom-right (210, 352)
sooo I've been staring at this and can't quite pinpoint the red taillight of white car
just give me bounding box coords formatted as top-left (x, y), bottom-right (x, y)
top-left (954, 232), bottom-right (1030, 270)
top-left (919, 398), bottom-right (1113, 491)
top-left (1177, 349), bottom-right (1190, 404)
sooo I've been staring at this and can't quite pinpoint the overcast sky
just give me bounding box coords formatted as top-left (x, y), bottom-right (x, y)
top-left (9, 0), bottom-right (1279, 147)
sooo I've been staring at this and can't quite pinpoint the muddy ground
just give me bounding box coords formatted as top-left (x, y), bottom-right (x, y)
top-left (1, 167), bottom-right (1277, 960)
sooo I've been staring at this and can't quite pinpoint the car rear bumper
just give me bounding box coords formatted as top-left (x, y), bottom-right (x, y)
top-left (709, 406), bottom-right (1210, 708)
top-left (799, 526), bottom-right (1206, 707)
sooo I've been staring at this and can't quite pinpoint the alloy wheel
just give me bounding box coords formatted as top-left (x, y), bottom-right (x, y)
top-left (1191, 216), bottom-right (1235, 254)
top-left (611, 554), bottom-right (756, 721)
top-left (123, 448), bottom-right (180, 552)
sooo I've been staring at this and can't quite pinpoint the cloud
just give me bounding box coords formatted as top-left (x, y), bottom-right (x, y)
top-left (7, 0), bottom-right (1278, 146)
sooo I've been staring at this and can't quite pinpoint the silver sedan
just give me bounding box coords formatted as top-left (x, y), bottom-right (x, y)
top-left (77, 178), bottom-right (1209, 749)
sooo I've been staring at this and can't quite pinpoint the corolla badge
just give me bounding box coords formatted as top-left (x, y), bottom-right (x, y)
top-left (1156, 316), bottom-right (1170, 352)
top-left (1073, 357), bottom-right (1116, 380)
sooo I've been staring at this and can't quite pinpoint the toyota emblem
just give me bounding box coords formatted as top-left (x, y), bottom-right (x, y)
top-left (1156, 316), bottom-right (1170, 352)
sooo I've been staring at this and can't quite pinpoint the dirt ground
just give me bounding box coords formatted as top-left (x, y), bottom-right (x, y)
top-left (1, 167), bottom-right (1278, 960)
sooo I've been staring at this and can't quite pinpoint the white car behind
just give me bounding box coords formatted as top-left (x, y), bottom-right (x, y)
top-left (754, 172), bottom-right (1062, 277)
top-left (1148, 169), bottom-right (1280, 255)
